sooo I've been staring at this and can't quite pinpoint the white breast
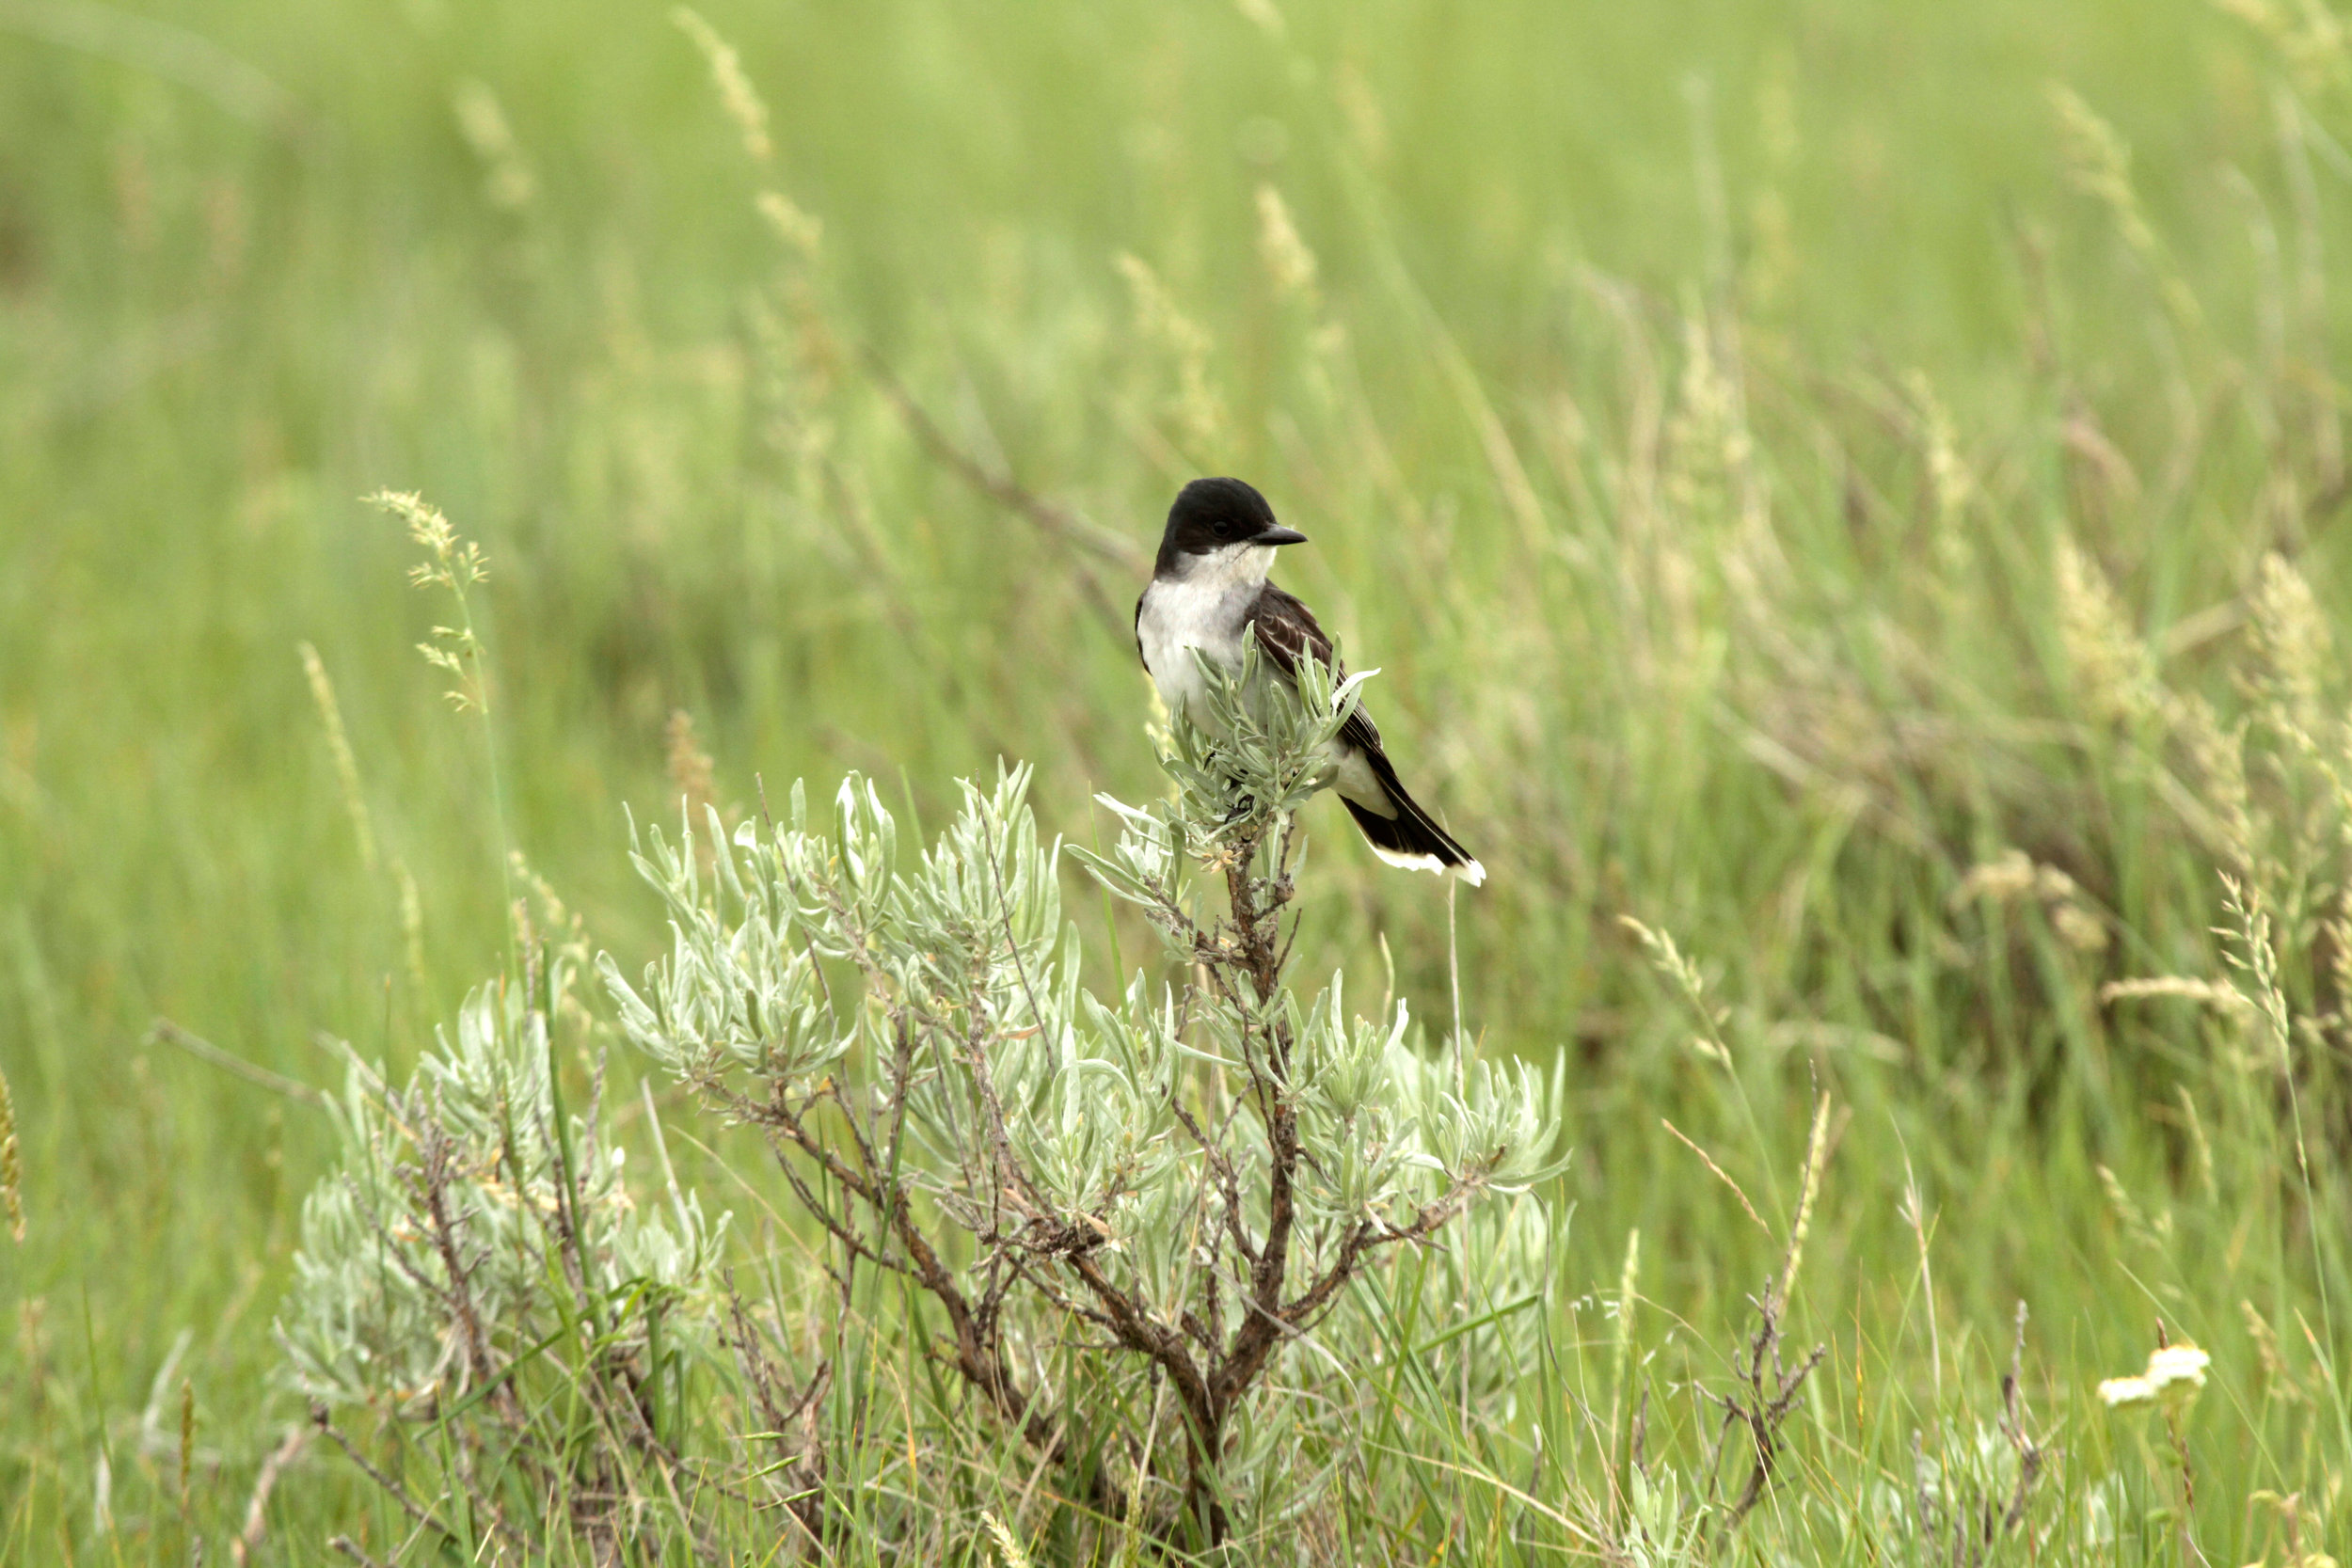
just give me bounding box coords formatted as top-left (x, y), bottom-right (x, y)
top-left (1136, 546), bottom-right (1276, 732)
top-left (1136, 580), bottom-right (1238, 730)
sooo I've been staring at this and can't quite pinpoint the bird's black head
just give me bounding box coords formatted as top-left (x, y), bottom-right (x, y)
top-left (1154, 477), bottom-right (1308, 575)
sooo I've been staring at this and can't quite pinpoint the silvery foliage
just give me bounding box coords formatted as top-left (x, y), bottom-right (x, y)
top-left (599, 640), bottom-right (1563, 1537)
top-left (278, 975), bottom-right (727, 1413)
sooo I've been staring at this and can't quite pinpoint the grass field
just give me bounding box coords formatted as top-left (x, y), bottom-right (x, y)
top-left (5, 0), bottom-right (2352, 1560)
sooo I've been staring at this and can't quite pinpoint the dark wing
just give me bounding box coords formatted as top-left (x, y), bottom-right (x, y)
top-left (1134, 592), bottom-right (1148, 672)
top-left (1245, 584), bottom-right (1384, 752)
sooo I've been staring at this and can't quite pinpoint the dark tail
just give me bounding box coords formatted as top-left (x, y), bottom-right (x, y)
top-left (1341, 750), bottom-right (1486, 886)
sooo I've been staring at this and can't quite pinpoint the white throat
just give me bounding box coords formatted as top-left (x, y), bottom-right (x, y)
top-left (1160, 542), bottom-right (1277, 591)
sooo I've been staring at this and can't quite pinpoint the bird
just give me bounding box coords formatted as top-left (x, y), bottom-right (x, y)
top-left (1133, 476), bottom-right (1485, 885)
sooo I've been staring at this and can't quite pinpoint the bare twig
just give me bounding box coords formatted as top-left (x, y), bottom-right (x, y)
top-left (327, 1536), bottom-right (389, 1568)
top-left (722, 1279), bottom-right (827, 1546)
top-left (1168, 1097), bottom-right (1259, 1265)
top-left (861, 349), bottom-right (1147, 574)
top-left (1705, 1278), bottom-right (1826, 1529)
top-left (312, 1405), bottom-right (452, 1542)
top-left (411, 1112), bottom-right (501, 1405)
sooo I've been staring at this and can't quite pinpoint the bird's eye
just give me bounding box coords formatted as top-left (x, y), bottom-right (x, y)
top-left (1213, 519), bottom-right (1234, 537)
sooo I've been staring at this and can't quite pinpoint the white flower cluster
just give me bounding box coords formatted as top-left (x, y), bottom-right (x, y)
top-left (2097, 1343), bottom-right (2210, 1409)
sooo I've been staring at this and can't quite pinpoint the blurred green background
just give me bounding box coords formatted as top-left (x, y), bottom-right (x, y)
top-left (5, 0), bottom-right (2350, 1558)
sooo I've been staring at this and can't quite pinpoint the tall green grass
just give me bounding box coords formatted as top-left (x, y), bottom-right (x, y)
top-left (2, 0), bottom-right (2349, 1560)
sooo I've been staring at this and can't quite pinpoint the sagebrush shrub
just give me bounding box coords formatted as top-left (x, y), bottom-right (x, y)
top-left (602, 644), bottom-right (1563, 1545)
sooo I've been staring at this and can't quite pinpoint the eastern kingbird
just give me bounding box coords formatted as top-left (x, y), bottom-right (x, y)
top-left (1134, 476), bottom-right (1485, 885)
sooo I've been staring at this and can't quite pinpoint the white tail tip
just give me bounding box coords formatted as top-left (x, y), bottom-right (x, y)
top-left (1369, 844), bottom-right (1486, 887)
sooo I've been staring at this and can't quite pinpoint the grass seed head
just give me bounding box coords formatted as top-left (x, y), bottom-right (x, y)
top-left (755, 190), bottom-right (822, 259)
top-left (0, 1064), bottom-right (22, 1243)
top-left (2249, 551), bottom-right (2332, 736)
top-left (980, 1511), bottom-right (1035, 1568)
top-left (1116, 251), bottom-right (1228, 454)
top-left (450, 80), bottom-right (536, 211)
top-left (2054, 536), bottom-right (2162, 728)
top-left (1255, 184), bottom-right (1320, 305)
top-left (299, 642), bottom-right (377, 873)
top-left (675, 8), bottom-right (773, 163)
top-left (665, 708), bottom-right (719, 824)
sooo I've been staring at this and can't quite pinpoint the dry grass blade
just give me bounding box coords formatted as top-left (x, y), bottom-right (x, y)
top-left (230, 1425), bottom-right (310, 1567)
top-left (1661, 1117), bottom-right (1770, 1233)
top-left (148, 1018), bottom-right (327, 1107)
